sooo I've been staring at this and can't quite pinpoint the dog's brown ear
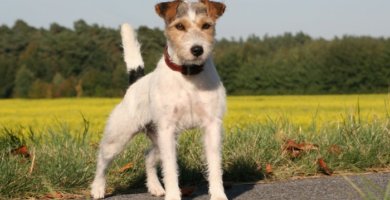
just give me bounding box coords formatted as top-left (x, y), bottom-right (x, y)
top-left (200, 0), bottom-right (226, 20)
top-left (155, 0), bottom-right (182, 23)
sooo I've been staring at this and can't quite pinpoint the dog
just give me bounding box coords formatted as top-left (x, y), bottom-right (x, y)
top-left (91, 1), bottom-right (227, 199)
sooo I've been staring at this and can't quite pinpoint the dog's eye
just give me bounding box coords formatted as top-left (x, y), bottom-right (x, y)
top-left (202, 23), bottom-right (211, 30)
top-left (175, 23), bottom-right (185, 31)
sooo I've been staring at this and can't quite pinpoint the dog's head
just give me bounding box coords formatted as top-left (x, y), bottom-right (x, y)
top-left (155, 0), bottom-right (226, 65)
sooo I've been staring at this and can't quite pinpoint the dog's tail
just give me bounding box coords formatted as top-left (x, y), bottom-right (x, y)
top-left (121, 23), bottom-right (145, 85)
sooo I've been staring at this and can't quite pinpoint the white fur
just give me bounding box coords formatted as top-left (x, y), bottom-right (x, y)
top-left (188, 7), bottom-right (197, 21)
top-left (121, 23), bottom-right (144, 72)
top-left (91, 21), bottom-right (227, 200)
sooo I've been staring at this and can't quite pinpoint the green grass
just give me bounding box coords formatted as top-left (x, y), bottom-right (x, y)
top-left (1, 113), bottom-right (389, 199)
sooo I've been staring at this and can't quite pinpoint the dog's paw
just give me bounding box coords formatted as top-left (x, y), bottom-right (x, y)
top-left (164, 191), bottom-right (181, 200)
top-left (91, 187), bottom-right (105, 199)
top-left (147, 182), bottom-right (165, 197)
top-left (164, 196), bottom-right (181, 200)
top-left (210, 194), bottom-right (228, 200)
top-left (91, 179), bottom-right (106, 199)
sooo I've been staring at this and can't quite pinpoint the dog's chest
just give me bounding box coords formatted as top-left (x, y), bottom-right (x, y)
top-left (172, 88), bottom-right (218, 126)
top-left (149, 60), bottom-right (226, 129)
top-left (153, 81), bottom-right (225, 129)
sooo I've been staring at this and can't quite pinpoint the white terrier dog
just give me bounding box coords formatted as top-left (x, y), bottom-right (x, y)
top-left (91, 1), bottom-right (227, 199)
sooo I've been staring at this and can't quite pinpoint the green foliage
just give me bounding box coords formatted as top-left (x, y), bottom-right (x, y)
top-left (0, 20), bottom-right (389, 98)
top-left (14, 65), bottom-right (35, 98)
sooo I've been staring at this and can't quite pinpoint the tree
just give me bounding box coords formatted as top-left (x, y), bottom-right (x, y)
top-left (14, 65), bottom-right (34, 98)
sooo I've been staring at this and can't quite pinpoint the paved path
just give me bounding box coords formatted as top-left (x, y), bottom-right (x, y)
top-left (106, 173), bottom-right (390, 200)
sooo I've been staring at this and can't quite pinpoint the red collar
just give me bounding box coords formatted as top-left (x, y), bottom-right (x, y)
top-left (164, 47), bottom-right (204, 76)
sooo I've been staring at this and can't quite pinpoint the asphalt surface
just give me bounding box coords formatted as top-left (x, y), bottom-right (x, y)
top-left (105, 173), bottom-right (390, 200)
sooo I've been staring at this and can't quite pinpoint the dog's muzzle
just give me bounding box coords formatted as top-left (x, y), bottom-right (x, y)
top-left (164, 47), bottom-right (204, 76)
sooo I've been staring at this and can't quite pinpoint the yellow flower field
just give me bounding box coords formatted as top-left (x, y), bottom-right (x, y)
top-left (0, 94), bottom-right (389, 136)
top-left (226, 94), bottom-right (390, 128)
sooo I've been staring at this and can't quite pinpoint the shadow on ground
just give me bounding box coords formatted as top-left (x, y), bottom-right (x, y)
top-left (109, 158), bottom-right (264, 199)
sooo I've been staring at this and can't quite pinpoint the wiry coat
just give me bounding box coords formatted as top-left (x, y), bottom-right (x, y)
top-left (91, 1), bottom-right (227, 200)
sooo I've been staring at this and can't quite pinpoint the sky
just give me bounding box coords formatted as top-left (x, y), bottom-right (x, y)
top-left (1, 0), bottom-right (390, 39)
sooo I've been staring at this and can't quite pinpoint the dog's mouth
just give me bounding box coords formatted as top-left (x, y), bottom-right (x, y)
top-left (175, 53), bottom-right (207, 66)
top-left (185, 52), bottom-right (210, 65)
top-left (184, 57), bottom-right (206, 66)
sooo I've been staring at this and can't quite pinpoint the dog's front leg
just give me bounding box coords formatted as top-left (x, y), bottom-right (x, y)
top-left (157, 124), bottom-right (181, 200)
top-left (204, 120), bottom-right (228, 200)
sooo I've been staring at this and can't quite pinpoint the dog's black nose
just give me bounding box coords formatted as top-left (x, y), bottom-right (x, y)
top-left (191, 45), bottom-right (204, 57)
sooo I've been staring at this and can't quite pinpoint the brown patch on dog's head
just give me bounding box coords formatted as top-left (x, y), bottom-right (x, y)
top-left (200, 0), bottom-right (226, 20)
top-left (155, 0), bottom-right (183, 24)
top-left (156, 0), bottom-right (225, 24)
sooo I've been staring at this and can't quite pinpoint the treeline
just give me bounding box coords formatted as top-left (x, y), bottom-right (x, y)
top-left (215, 33), bottom-right (390, 94)
top-left (0, 20), bottom-right (389, 98)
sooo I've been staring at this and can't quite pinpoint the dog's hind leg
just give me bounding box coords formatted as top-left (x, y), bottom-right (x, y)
top-left (145, 131), bottom-right (165, 197)
top-left (91, 104), bottom-right (141, 199)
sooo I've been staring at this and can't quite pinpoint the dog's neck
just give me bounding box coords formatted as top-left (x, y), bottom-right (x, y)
top-left (164, 46), bottom-right (204, 76)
